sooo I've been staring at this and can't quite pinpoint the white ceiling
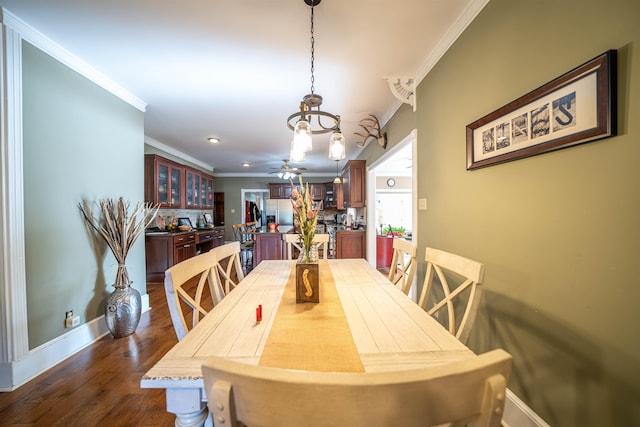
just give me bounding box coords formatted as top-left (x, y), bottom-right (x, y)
top-left (1, 0), bottom-right (486, 176)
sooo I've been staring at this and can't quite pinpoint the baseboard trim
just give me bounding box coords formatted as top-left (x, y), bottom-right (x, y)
top-left (503, 388), bottom-right (550, 427)
top-left (0, 293), bottom-right (150, 391)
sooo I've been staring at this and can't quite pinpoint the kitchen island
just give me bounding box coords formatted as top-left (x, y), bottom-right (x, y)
top-left (251, 226), bottom-right (293, 266)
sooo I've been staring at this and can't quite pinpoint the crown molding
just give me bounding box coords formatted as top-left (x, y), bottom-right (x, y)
top-left (1, 8), bottom-right (146, 112)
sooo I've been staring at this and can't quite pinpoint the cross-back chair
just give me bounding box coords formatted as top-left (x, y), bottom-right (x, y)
top-left (164, 250), bottom-right (225, 340)
top-left (417, 247), bottom-right (485, 344)
top-left (283, 233), bottom-right (329, 260)
top-left (388, 238), bottom-right (418, 295)
top-left (211, 241), bottom-right (244, 294)
top-left (202, 349), bottom-right (512, 427)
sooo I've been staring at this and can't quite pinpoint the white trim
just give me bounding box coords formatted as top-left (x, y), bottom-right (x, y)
top-left (1, 8), bottom-right (146, 112)
top-left (144, 136), bottom-right (214, 172)
top-left (380, 0), bottom-right (490, 126)
top-left (503, 388), bottom-right (550, 427)
top-left (366, 129), bottom-right (418, 283)
top-left (0, 296), bottom-right (150, 391)
top-left (0, 20), bottom-right (29, 369)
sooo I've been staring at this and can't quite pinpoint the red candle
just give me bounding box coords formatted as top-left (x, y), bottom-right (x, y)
top-left (258, 304), bottom-right (263, 321)
top-left (256, 307), bottom-right (260, 323)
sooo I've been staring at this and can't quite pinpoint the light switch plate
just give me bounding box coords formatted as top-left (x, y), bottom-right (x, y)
top-left (418, 198), bottom-right (427, 211)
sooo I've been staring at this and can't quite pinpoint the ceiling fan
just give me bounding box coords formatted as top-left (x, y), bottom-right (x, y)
top-left (269, 159), bottom-right (307, 179)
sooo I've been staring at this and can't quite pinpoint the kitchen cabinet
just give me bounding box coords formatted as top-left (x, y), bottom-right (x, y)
top-left (145, 154), bottom-right (184, 208)
top-left (341, 160), bottom-right (366, 208)
top-left (336, 230), bottom-right (366, 259)
top-left (269, 183), bottom-right (285, 199)
top-left (145, 231), bottom-right (196, 282)
top-left (195, 227), bottom-right (225, 254)
top-left (185, 167), bottom-right (201, 208)
top-left (145, 154), bottom-right (214, 209)
top-left (268, 183), bottom-right (298, 199)
top-left (201, 174), bottom-right (214, 208)
top-left (186, 167), bottom-right (215, 209)
top-left (253, 232), bottom-right (284, 266)
top-left (311, 184), bottom-right (324, 201)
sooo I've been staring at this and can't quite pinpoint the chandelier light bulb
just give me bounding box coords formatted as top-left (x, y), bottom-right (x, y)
top-left (290, 140), bottom-right (306, 163)
top-left (293, 119), bottom-right (313, 153)
top-left (328, 131), bottom-right (346, 160)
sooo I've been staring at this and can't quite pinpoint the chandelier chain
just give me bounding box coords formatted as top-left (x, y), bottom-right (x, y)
top-left (310, 4), bottom-right (315, 95)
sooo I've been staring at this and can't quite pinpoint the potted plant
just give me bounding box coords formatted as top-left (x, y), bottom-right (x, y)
top-left (78, 197), bottom-right (158, 337)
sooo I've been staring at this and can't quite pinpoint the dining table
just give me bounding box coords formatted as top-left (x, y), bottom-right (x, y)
top-left (140, 259), bottom-right (474, 427)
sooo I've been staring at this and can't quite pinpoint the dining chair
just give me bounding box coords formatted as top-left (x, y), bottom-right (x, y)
top-left (232, 223), bottom-right (254, 271)
top-left (417, 247), bottom-right (485, 344)
top-left (283, 233), bottom-right (329, 260)
top-left (164, 250), bottom-right (225, 340)
top-left (202, 349), bottom-right (512, 427)
top-left (387, 238), bottom-right (418, 295)
top-left (211, 241), bottom-right (244, 294)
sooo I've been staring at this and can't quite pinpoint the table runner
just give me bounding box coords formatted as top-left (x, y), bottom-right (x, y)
top-left (258, 260), bottom-right (365, 372)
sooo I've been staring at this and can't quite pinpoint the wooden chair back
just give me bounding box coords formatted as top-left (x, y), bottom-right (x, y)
top-left (211, 241), bottom-right (244, 294)
top-left (164, 250), bottom-right (225, 340)
top-left (202, 349), bottom-right (512, 427)
top-left (283, 233), bottom-right (329, 260)
top-left (388, 238), bottom-right (418, 295)
top-left (231, 223), bottom-right (246, 243)
top-left (417, 247), bottom-right (485, 344)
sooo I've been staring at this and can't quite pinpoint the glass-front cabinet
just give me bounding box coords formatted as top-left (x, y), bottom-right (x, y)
top-left (185, 168), bottom-right (201, 208)
top-left (201, 175), bottom-right (214, 207)
top-left (146, 154), bottom-right (183, 208)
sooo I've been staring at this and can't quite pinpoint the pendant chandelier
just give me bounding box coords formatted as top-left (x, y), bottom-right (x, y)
top-left (287, 0), bottom-right (346, 162)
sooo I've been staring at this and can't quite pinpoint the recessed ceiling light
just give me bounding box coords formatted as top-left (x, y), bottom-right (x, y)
top-left (241, 162), bottom-right (251, 167)
top-left (208, 137), bottom-right (220, 144)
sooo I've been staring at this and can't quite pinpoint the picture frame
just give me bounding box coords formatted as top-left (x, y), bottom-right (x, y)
top-left (466, 50), bottom-right (616, 170)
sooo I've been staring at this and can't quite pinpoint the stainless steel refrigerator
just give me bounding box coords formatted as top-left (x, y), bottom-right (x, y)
top-left (265, 199), bottom-right (294, 226)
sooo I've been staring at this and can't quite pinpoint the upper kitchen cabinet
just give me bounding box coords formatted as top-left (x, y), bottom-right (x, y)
top-left (145, 154), bottom-right (183, 208)
top-left (185, 167), bottom-right (215, 209)
top-left (200, 174), bottom-right (214, 208)
top-left (185, 167), bottom-right (201, 209)
top-left (269, 183), bottom-right (298, 199)
top-left (341, 160), bottom-right (366, 208)
top-left (311, 184), bottom-right (324, 201)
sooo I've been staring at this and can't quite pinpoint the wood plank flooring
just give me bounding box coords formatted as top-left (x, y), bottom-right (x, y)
top-left (0, 283), bottom-right (179, 426)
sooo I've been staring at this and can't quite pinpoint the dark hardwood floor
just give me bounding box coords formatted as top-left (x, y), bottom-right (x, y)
top-left (0, 282), bottom-right (179, 426)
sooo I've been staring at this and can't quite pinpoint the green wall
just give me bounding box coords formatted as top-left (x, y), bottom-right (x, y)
top-left (22, 42), bottom-right (145, 348)
top-left (369, 0), bottom-right (639, 424)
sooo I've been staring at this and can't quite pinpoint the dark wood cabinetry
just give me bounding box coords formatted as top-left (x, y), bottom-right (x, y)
top-left (311, 184), bottom-right (324, 200)
top-left (341, 160), bottom-right (366, 208)
top-left (145, 154), bottom-right (184, 208)
top-left (195, 228), bottom-right (225, 253)
top-left (145, 154), bottom-right (214, 209)
top-left (253, 232), bottom-right (284, 266)
top-left (336, 230), bottom-right (366, 259)
top-left (185, 167), bottom-right (214, 209)
top-left (145, 232), bottom-right (197, 282)
top-left (269, 183), bottom-right (297, 199)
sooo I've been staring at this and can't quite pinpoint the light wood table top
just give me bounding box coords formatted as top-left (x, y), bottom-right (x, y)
top-left (141, 259), bottom-right (473, 426)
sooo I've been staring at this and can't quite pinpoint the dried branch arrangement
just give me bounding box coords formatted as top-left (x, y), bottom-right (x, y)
top-left (78, 197), bottom-right (159, 288)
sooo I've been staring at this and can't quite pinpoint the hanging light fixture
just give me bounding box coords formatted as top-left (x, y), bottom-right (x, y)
top-left (333, 160), bottom-right (341, 184)
top-left (287, 0), bottom-right (345, 161)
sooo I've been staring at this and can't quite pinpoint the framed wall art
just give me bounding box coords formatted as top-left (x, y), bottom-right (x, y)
top-left (466, 50), bottom-right (616, 170)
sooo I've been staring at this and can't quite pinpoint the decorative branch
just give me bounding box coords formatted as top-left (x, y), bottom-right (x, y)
top-left (78, 197), bottom-right (159, 288)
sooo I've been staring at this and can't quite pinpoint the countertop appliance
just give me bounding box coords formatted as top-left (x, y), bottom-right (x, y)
top-left (265, 199), bottom-right (294, 226)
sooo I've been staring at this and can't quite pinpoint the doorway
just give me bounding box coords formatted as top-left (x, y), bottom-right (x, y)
top-left (366, 129), bottom-right (417, 295)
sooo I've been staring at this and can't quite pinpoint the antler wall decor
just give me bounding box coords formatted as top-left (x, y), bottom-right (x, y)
top-left (354, 115), bottom-right (387, 149)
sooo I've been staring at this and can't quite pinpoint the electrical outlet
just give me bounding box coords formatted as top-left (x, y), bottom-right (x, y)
top-left (65, 311), bottom-right (80, 328)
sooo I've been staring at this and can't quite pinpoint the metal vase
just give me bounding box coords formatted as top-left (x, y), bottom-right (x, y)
top-left (105, 273), bottom-right (142, 338)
